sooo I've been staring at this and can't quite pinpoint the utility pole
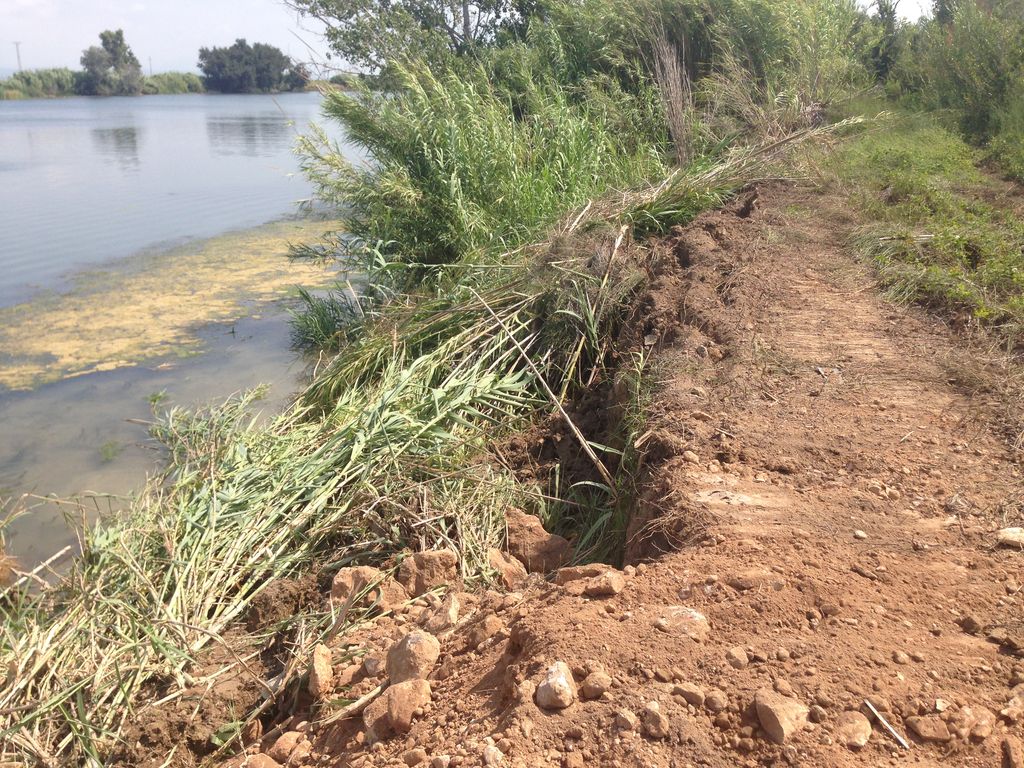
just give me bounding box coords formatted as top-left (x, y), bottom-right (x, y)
top-left (148, 56), bottom-right (153, 76)
top-left (13, 41), bottom-right (22, 71)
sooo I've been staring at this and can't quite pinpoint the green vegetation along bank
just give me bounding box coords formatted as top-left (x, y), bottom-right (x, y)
top-left (3, 1), bottom-right (1024, 765)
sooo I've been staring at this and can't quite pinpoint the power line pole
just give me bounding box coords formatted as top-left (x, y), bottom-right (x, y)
top-left (13, 41), bottom-right (22, 71)
top-left (148, 56), bottom-right (153, 76)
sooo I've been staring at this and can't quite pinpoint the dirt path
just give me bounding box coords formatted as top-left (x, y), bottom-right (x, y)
top-left (224, 184), bottom-right (1024, 768)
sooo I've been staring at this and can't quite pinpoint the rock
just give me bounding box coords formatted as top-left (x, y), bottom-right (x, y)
top-left (404, 747), bottom-right (428, 766)
top-left (1004, 736), bottom-right (1024, 768)
top-left (467, 613), bottom-right (504, 648)
top-left (809, 705), bottom-right (827, 723)
top-left (615, 709), bottom-right (639, 730)
top-left (583, 570), bottom-right (626, 597)
top-left (892, 650), bottom-right (911, 664)
top-left (386, 630), bottom-right (441, 683)
top-left (726, 647), bottom-right (749, 669)
top-left (535, 662), bottom-right (577, 710)
top-left (970, 708), bottom-right (996, 741)
top-left (959, 615), bottom-right (984, 635)
top-left (853, 530), bottom-right (868, 540)
top-left (726, 569), bottom-right (772, 591)
top-left (554, 563), bottom-right (612, 585)
top-left (398, 550), bottom-right (460, 597)
top-left (431, 757), bottom-right (452, 768)
top-left (653, 606), bottom-right (710, 641)
top-left (268, 731), bottom-right (304, 763)
top-left (331, 566), bottom-right (409, 611)
top-left (488, 548), bottom-right (527, 590)
top-left (562, 754), bottom-right (584, 768)
top-left (507, 509), bottom-right (571, 573)
top-left (906, 715), bottom-right (951, 743)
top-left (389, 677), bottom-right (432, 733)
top-left (998, 528), bottom-right (1024, 549)
top-left (704, 689), bottom-right (729, 713)
top-left (672, 683), bottom-right (705, 708)
top-left (482, 745), bottom-right (503, 766)
top-left (581, 671), bottom-right (613, 700)
top-left (834, 711), bottom-right (872, 749)
top-left (424, 593), bottom-right (462, 634)
top-left (286, 742), bottom-right (310, 767)
top-left (642, 701), bottom-right (670, 739)
top-left (308, 643), bottom-right (334, 700)
top-left (754, 688), bottom-right (809, 745)
top-left (682, 450), bottom-right (700, 464)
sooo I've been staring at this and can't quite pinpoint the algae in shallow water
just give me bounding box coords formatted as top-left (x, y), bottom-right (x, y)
top-left (0, 218), bottom-right (337, 391)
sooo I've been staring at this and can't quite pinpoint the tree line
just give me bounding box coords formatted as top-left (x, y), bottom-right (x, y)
top-left (1, 29), bottom-right (309, 100)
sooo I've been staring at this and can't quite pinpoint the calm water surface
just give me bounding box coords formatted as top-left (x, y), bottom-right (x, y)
top-left (0, 92), bottom-right (353, 565)
top-left (0, 92), bottom-right (337, 306)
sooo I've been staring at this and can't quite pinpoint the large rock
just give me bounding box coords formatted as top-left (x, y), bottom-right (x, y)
top-left (363, 679), bottom-right (432, 741)
top-left (397, 550), bottom-right (460, 597)
top-left (998, 528), bottom-right (1024, 549)
top-left (834, 710), bottom-right (872, 749)
top-left (331, 565), bottom-right (408, 612)
top-left (535, 661), bottom-right (577, 710)
top-left (754, 688), bottom-right (808, 745)
top-left (507, 509), bottom-right (571, 573)
top-left (487, 548), bottom-right (527, 590)
top-left (307, 643), bottom-right (333, 700)
top-left (386, 630), bottom-right (440, 684)
top-left (1004, 736), bottom-right (1024, 768)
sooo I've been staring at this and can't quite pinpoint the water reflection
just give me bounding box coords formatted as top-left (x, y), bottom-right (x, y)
top-left (206, 114), bottom-right (293, 157)
top-left (91, 126), bottom-right (142, 170)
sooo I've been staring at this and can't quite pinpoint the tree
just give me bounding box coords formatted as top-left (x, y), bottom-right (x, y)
top-left (286, 0), bottom-right (532, 72)
top-left (77, 29), bottom-right (143, 96)
top-left (198, 39), bottom-right (305, 93)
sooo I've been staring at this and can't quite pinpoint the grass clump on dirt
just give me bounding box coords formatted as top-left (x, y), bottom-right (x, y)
top-left (836, 109), bottom-right (1024, 348)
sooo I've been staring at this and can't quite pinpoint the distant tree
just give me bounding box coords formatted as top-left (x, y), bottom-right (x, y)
top-left (76, 29), bottom-right (143, 96)
top-left (197, 39), bottom-right (306, 93)
top-left (285, 0), bottom-right (533, 72)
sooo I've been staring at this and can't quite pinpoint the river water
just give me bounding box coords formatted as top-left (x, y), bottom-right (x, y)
top-left (0, 92), bottom-right (352, 566)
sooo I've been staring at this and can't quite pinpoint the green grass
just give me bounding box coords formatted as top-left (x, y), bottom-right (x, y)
top-left (836, 108), bottom-right (1024, 345)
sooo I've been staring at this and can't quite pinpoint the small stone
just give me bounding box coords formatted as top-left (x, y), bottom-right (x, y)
top-left (487, 548), bottom-right (527, 590)
top-left (672, 683), bottom-right (705, 707)
top-left (997, 528), bottom-right (1024, 549)
top-left (581, 671), bottom-right (612, 700)
top-left (905, 715), bottom-right (951, 743)
top-left (726, 647), bottom-right (749, 669)
top-left (754, 688), bottom-right (809, 745)
top-left (387, 630), bottom-right (441, 683)
top-left (642, 701), bottom-right (670, 739)
top-left (482, 745), bottom-right (503, 766)
top-left (397, 550), bottom-right (460, 597)
top-left (404, 747), bottom-right (428, 766)
top-left (234, 756), bottom-right (281, 768)
top-left (892, 650), bottom-right (911, 665)
top-left (535, 662), bottom-right (577, 710)
top-left (704, 689), bottom-right (728, 713)
top-left (331, 565), bottom-right (409, 611)
top-left (562, 754), bottom-right (584, 768)
top-left (615, 709), bottom-right (639, 730)
top-left (853, 530), bottom-right (868, 540)
top-left (959, 615), bottom-right (984, 634)
top-left (268, 732), bottom-right (303, 763)
top-left (424, 593), bottom-right (461, 634)
top-left (834, 711), bottom-right (872, 749)
top-left (584, 570), bottom-right (626, 597)
top-left (308, 643), bottom-right (334, 700)
top-left (554, 564), bottom-right (613, 585)
top-left (809, 705), bottom-right (827, 723)
top-left (683, 450), bottom-right (700, 464)
top-left (431, 757), bottom-right (452, 768)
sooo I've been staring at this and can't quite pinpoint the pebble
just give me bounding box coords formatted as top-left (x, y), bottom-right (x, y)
top-left (853, 530), bottom-right (868, 540)
top-left (404, 748), bottom-right (428, 766)
top-left (726, 647), bottom-right (749, 669)
top-left (672, 682), bottom-right (705, 707)
top-left (580, 671), bottom-right (612, 701)
top-left (642, 701), bottom-right (670, 739)
top-left (754, 688), bottom-right (809, 745)
top-left (482, 745), bottom-right (503, 766)
top-left (905, 715), bottom-right (951, 743)
top-left (704, 689), bottom-right (729, 713)
top-left (387, 631), bottom-right (441, 684)
top-left (584, 571), bottom-right (626, 597)
top-left (615, 709), bottom-right (639, 730)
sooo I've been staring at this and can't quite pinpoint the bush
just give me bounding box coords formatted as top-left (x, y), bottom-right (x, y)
top-left (142, 72), bottom-right (205, 94)
top-left (0, 68), bottom-right (76, 99)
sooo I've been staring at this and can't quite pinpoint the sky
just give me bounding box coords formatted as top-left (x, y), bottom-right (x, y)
top-left (1, 0), bottom-right (932, 76)
top-left (0, 0), bottom-right (332, 74)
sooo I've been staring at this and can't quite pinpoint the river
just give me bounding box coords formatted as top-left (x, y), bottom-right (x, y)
top-left (0, 91), bottom-right (353, 567)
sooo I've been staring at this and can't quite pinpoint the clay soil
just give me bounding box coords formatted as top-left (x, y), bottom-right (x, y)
top-left (217, 182), bottom-right (1023, 768)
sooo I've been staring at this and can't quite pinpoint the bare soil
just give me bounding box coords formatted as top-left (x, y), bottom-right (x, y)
top-left (213, 182), bottom-right (1024, 768)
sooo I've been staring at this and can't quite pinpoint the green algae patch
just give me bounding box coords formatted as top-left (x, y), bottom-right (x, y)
top-left (0, 218), bottom-right (336, 391)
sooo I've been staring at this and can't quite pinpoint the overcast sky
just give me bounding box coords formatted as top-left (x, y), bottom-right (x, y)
top-left (1, 0), bottom-right (332, 74)
top-left (2, 0), bottom-right (932, 75)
